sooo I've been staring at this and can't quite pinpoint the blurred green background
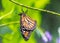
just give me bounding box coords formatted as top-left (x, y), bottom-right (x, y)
top-left (0, 0), bottom-right (60, 43)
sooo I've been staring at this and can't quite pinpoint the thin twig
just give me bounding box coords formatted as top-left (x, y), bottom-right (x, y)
top-left (10, 0), bottom-right (60, 15)
top-left (0, 7), bottom-right (14, 20)
top-left (0, 21), bottom-right (19, 27)
top-left (0, 21), bottom-right (20, 41)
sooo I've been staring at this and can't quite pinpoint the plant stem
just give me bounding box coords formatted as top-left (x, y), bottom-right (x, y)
top-left (10, 0), bottom-right (60, 15)
top-left (0, 21), bottom-right (19, 27)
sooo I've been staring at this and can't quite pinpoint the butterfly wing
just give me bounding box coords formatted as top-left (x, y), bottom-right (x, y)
top-left (20, 13), bottom-right (36, 31)
top-left (21, 29), bottom-right (32, 41)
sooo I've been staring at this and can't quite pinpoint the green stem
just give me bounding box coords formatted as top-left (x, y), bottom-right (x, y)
top-left (10, 0), bottom-right (60, 15)
top-left (0, 21), bottom-right (19, 41)
top-left (0, 21), bottom-right (19, 27)
top-left (0, 9), bottom-right (14, 20)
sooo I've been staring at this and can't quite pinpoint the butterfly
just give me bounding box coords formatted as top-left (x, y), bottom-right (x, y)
top-left (9, 0), bottom-right (36, 41)
top-left (19, 10), bottom-right (36, 41)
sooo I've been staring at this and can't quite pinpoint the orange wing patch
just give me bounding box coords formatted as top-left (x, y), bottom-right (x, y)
top-left (23, 31), bottom-right (29, 37)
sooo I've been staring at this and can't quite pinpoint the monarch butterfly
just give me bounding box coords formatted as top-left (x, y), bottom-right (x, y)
top-left (19, 10), bottom-right (36, 41)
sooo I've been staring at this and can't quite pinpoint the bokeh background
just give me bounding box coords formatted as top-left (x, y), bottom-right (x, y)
top-left (0, 0), bottom-right (60, 43)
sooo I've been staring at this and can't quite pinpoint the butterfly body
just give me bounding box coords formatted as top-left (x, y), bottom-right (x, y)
top-left (20, 12), bottom-right (36, 41)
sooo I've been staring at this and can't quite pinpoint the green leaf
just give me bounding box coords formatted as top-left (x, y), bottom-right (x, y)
top-left (0, 26), bottom-right (12, 35)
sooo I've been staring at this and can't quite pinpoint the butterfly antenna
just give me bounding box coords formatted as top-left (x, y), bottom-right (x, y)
top-left (21, 8), bottom-right (25, 13)
top-left (25, 9), bottom-right (28, 13)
